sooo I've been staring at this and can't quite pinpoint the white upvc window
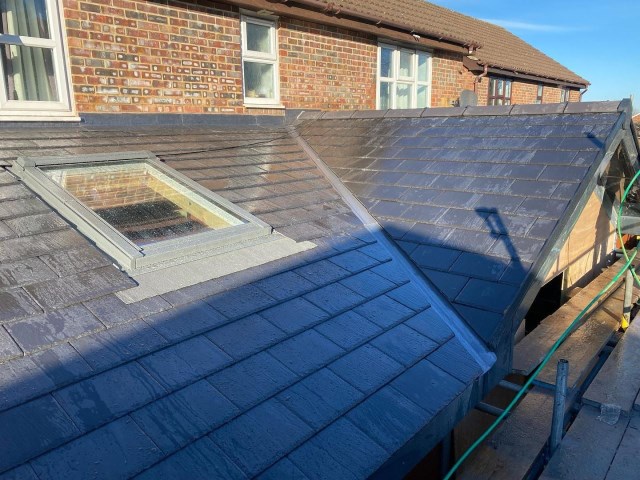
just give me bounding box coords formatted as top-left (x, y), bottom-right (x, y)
top-left (377, 43), bottom-right (431, 110)
top-left (0, 0), bottom-right (74, 118)
top-left (241, 15), bottom-right (280, 106)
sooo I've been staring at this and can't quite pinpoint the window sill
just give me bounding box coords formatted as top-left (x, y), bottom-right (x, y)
top-left (0, 113), bottom-right (81, 122)
top-left (244, 103), bottom-right (286, 110)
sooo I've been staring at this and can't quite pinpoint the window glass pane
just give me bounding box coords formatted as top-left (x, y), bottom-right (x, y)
top-left (245, 21), bottom-right (272, 54)
top-left (489, 78), bottom-right (496, 96)
top-left (379, 81), bottom-right (391, 109)
top-left (2, 44), bottom-right (58, 101)
top-left (417, 85), bottom-right (428, 107)
top-left (497, 79), bottom-right (504, 95)
top-left (380, 47), bottom-right (393, 78)
top-left (0, 0), bottom-right (50, 38)
top-left (537, 84), bottom-right (543, 97)
top-left (44, 161), bottom-right (245, 247)
top-left (399, 50), bottom-right (412, 77)
top-left (396, 83), bottom-right (411, 109)
top-left (505, 80), bottom-right (511, 97)
top-left (243, 61), bottom-right (274, 99)
top-left (417, 53), bottom-right (429, 82)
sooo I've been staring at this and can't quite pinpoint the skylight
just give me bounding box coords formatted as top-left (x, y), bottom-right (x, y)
top-left (14, 151), bottom-right (271, 271)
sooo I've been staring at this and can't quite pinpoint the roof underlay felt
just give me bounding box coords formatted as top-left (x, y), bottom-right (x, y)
top-left (0, 125), bottom-right (489, 479)
top-left (298, 101), bottom-right (635, 349)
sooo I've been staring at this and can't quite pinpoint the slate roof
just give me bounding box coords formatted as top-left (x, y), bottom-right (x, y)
top-left (0, 125), bottom-right (489, 479)
top-left (298, 101), bottom-right (633, 349)
top-left (302, 0), bottom-right (588, 85)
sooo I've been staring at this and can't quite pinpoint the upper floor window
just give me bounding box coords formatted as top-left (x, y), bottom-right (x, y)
top-left (535, 84), bottom-right (544, 104)
top-left (0, 0), bottom-right (73, 117)
top-left (560, 87), bottom-right (570, 102)
top-left (241, 15), bottom-right (279, 106)
top-left (488, 77), bottom-right (512, 105)
top-left (378, 43), bottom-right (431, 109)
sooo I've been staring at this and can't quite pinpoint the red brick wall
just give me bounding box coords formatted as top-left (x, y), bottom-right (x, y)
top-left (62, 0), bottom-right (580, 115)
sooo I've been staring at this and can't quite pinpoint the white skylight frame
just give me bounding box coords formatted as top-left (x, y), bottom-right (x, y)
top-left (13, 151), bottom-right (272, 272)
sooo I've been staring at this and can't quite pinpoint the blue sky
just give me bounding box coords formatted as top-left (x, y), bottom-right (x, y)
top-left (430, 0), bottom-right (640, 112)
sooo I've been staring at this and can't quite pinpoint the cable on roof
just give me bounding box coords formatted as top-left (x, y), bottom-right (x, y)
top-left (444, 167), bottom-right (640, 479)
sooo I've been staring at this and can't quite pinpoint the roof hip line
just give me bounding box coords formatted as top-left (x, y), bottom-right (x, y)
top-left (287, 125), bottom-right (496, 371)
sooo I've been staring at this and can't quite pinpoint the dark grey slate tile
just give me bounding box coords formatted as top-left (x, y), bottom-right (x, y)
top-left (0, 357), bottom-right (55, 411)
top-left (443, 230), bottom-right (499, 255)
top-left (0, 198), bottom-right (49, 221)
top-left (6, 304), bottom-right (103, 354)
top-left (38, 246), bottom-right (112, 277)
top-left (277, 368), bottom-right (363, 430)
top-left (404, 308), bottom-right (454, 344)
top-left (30, 416), bottom-right (163, 480)
top-left (328, 250), bottom-right (379, 273)
top-left (357, 242), bottom-right (392, 263)
top-left (496, 164), bottom-right (545, 181)
top-left (0, 326), bottom-right (21, 362)
top-left (329, 344), bottom-right (403, 394)
top-left (71, 320), bottom-right (167, 370)
top-left (53, 362), bottom-right (166, 431)
top-left (391, 359), bottom-right (466, 415)
top-left (450, 252), bottom-right (509, 281)
top-left (347, 386), bottom-right (429, 453)
top-left (127, 295), bottom-right (172, 317)
top-left (453, 304), bottom-right (503, 344)
top-left (0, 258), bottom-right (56, 289)
top-left (353, 295), bottom-right (415, 329)
top-left (0, 229), bottom-right (85, 263)
top-left (252, 271), bottom-right (316, 301)
top-left (528, 218), bottom-right (557, 239)
top-left (0, 395), bottom-right (79, 473)
top-left (432, 191), bottom-right (483, 209)
top-left (500, 260), bottom-right (532, 285)
top-left (369, 260), bottom-right (411, 285)
top-left (385, 282), bottom-right (430, 310)
top-left (0, 289), bottom-right (41, 324)
top-left (145, 301), bottom-right (227, 342)
top-left (0, 464), bottom-right (39, 480)
top-left (289, 418), bottom-right (387, 480)
top-left (369, 200), bottom-right (408, 218)
top-left (304, 282), bottom-right (366, 315)
top-left (24, 266), bottom-right (135, 310)
top-left (32, 343), bottom-right (93, 386)
top-left (455, 278), bottom-right (519, 314)
top-left (399, 187), bottom-right (440, 204)
top-left (506, 179), bottom-right (558, 197)
top-left (489, 235), bottom-right (544, 263)
top-left (132, 380), bottom-right (239, 453)
top-left (401, 222), bottom-right (452, 245)
top-left (207, 314), bottom-right (287, 360)
top-left (428, 337), bottom-right (484, 384)
top-left (571, 150), bottom-right (600, 166)
top-left (0, 183), bottom-right (32, 201)
top-left (339, 269), bottom-right (396, 298)
top-left (4, 212), bottom-right (67, 237)
top-left (551, 181), bottom-right (580, 200)
top-left (136, 437), bottom-right (246, 480)
top-left (211, 397), bottom-right (313, 477)
top-left (410, 245), bottom-right (461, 270)
top-left (205, 284), bottom-right (276, 319)
top-left (269, 330), bottom-right (344, 376)
top-left (140, 336), bottom-right (232, 390)
top-left (466, 177), bottom-right (514, 194)
top-left (539, 165), bottom-right (588, 182)
top-left (402, 204), bottom-right (448, 224)
top-left (315, 310), bottom-right (381, 349)
top-left (516, 197), bottom-right (569, 219)
top-left (435, 208), bottom-right (488, 230)
top-left (488, 213), bottom-right (537, 237)
top-left (0, 221), bottom-right (14, 240)
top-left (207, 352), bottom-right (298, 410)
top-left (83, 294), bottom-right (138, 327)
top-left (258, 458), bottom-right (310, 480)
top-left (422, 268), bottom-right (469, 301)
top-left (371, 324), bottom-right (439, 366)
top-left (259, 298), bottom-right (329, 334)
top-left (379, 218), bottom-right (415, 240)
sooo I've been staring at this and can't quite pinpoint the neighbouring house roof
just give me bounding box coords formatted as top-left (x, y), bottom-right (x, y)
top-left (0, 100), bottom-right (635, 479)
top-left (0, 125), bottom-right (489, 479)
top-left (302, 0), bottom-right (588, 86)
top-left (298, 101), bottom-right (637, 352)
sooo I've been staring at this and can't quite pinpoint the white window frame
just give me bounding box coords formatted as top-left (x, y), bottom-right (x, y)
top-left (560, 87), bottom-right (570, 102)
top-left (240, 14), bottom-right (280, 107)
top-left (377, 43), bottom-right (432, 110)
top-left (0, 0), bottom-right (75, 119)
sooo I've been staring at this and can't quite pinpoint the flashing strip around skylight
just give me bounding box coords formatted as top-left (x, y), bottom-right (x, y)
top-left (13, 151), bottom-right (272, 272)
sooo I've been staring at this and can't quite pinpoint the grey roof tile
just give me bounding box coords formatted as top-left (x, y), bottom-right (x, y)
top-left (127, 295), bottom-right (172, 317)
top-left (132, 380), bottom-right (238, 453)
top-left (0, 326), bottom-right (21, 362)
top-left (0, 395), bottom-right (79, 473)
top-left (0, 464), bottom-right (39, 480)
top-left (4, 212), bottom-right (67, 237)
top-left (32, 343), bottom-right (93, 387)
top-left (410, 244), bottom-right (461, 270)
top-left (30, 416), bottom-right (163, 480)
top-left (277, 368), bottom-right (363, 430)
top-left (329, 344), bottom-right (403, 394)
top-left (385, 282), bottom-right (430, 310)
top-left (539, 165), bottom-right (589, 182)
top-left (0, 357), bottom-right (56, 411)
top-left (422, 269), bottom-right (469, 301)
top-left (401, 222), bottom-right (452, 244)
top-left (404, 308), bottom-right (454, 344)
top-left (70, 320), bottom-right (167, 371)
top-left (289, 418), bottom-right (387, 480)
top-left (450, 252), bottom-right (508, 281)
top-left (304, 282), bottom-right (366, 315)
top-left (347, 386), bottom-right (428, 453)
top-left (53, 362), bottom-right (166, 431)
top-left (0, 289), bottom-right (41, 324)
top-left (38, 246), bottom-right (112, 277)
top-left (314, 310), bottom-right (382, 349)
top-left (260, 298), bottom-right (329, 334)
top-left (371, 324), bottom-right (439, 366)
top-left (0, 258), bottom-right (57, 289)
top-left (211, 397), bottom-right (313, 477)
top-left (391, 360), bottom-right (465, 415)
top-left (489, 235), bottom-right (545, 263)
top-left (204, 284), bottom-right (276, 319)
top-left (140, 336), bottom-right (232, 390)
top-left (328, 249), bottom-right (379, 273)
top-left (6, 305), bottom-right (103, 354)
top-left (145, 301), bottom-right (227, 342)
top-left (428, 337), bottom-right (484, 384)
top-left (136, 437), bottom-right (246, 480)
top-left (0, 229), bottom-right (85, 263)
top-left (207, 352), bottom-right (298, 410)
top-left (455, 278), bottom-right (519, 314)
top-left (269, 330), bottom-right (344, 376)
top-left (207, 314), bottom-right (287, 360)
top-left (83, 295), bottom-right (138, 327)
top-left (252, 271), bottom-right (316, 301)
top-left (353, 295), bottom-right (416, 329)
top-left (0, 198), bottom-right (49, 220)
top-left (258, 458), bottom-right (310, 480)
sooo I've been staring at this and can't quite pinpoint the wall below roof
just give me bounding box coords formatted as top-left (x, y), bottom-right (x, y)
top-left (64, 0), bottom-right (580, 115)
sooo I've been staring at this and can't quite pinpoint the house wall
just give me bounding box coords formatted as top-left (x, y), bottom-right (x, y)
top-left (62, 0), bottom-right (581, 115)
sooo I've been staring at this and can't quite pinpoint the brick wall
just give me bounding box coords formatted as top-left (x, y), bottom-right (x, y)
top-left (62, 0), bottom-right (580, 115)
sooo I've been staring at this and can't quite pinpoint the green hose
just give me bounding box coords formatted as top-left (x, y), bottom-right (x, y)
top-left (444, 168), bottom-right (640, 480)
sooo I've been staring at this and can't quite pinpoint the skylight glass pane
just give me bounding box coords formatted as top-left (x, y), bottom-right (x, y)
top-left (44, 161), bottom-right (245, 246)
